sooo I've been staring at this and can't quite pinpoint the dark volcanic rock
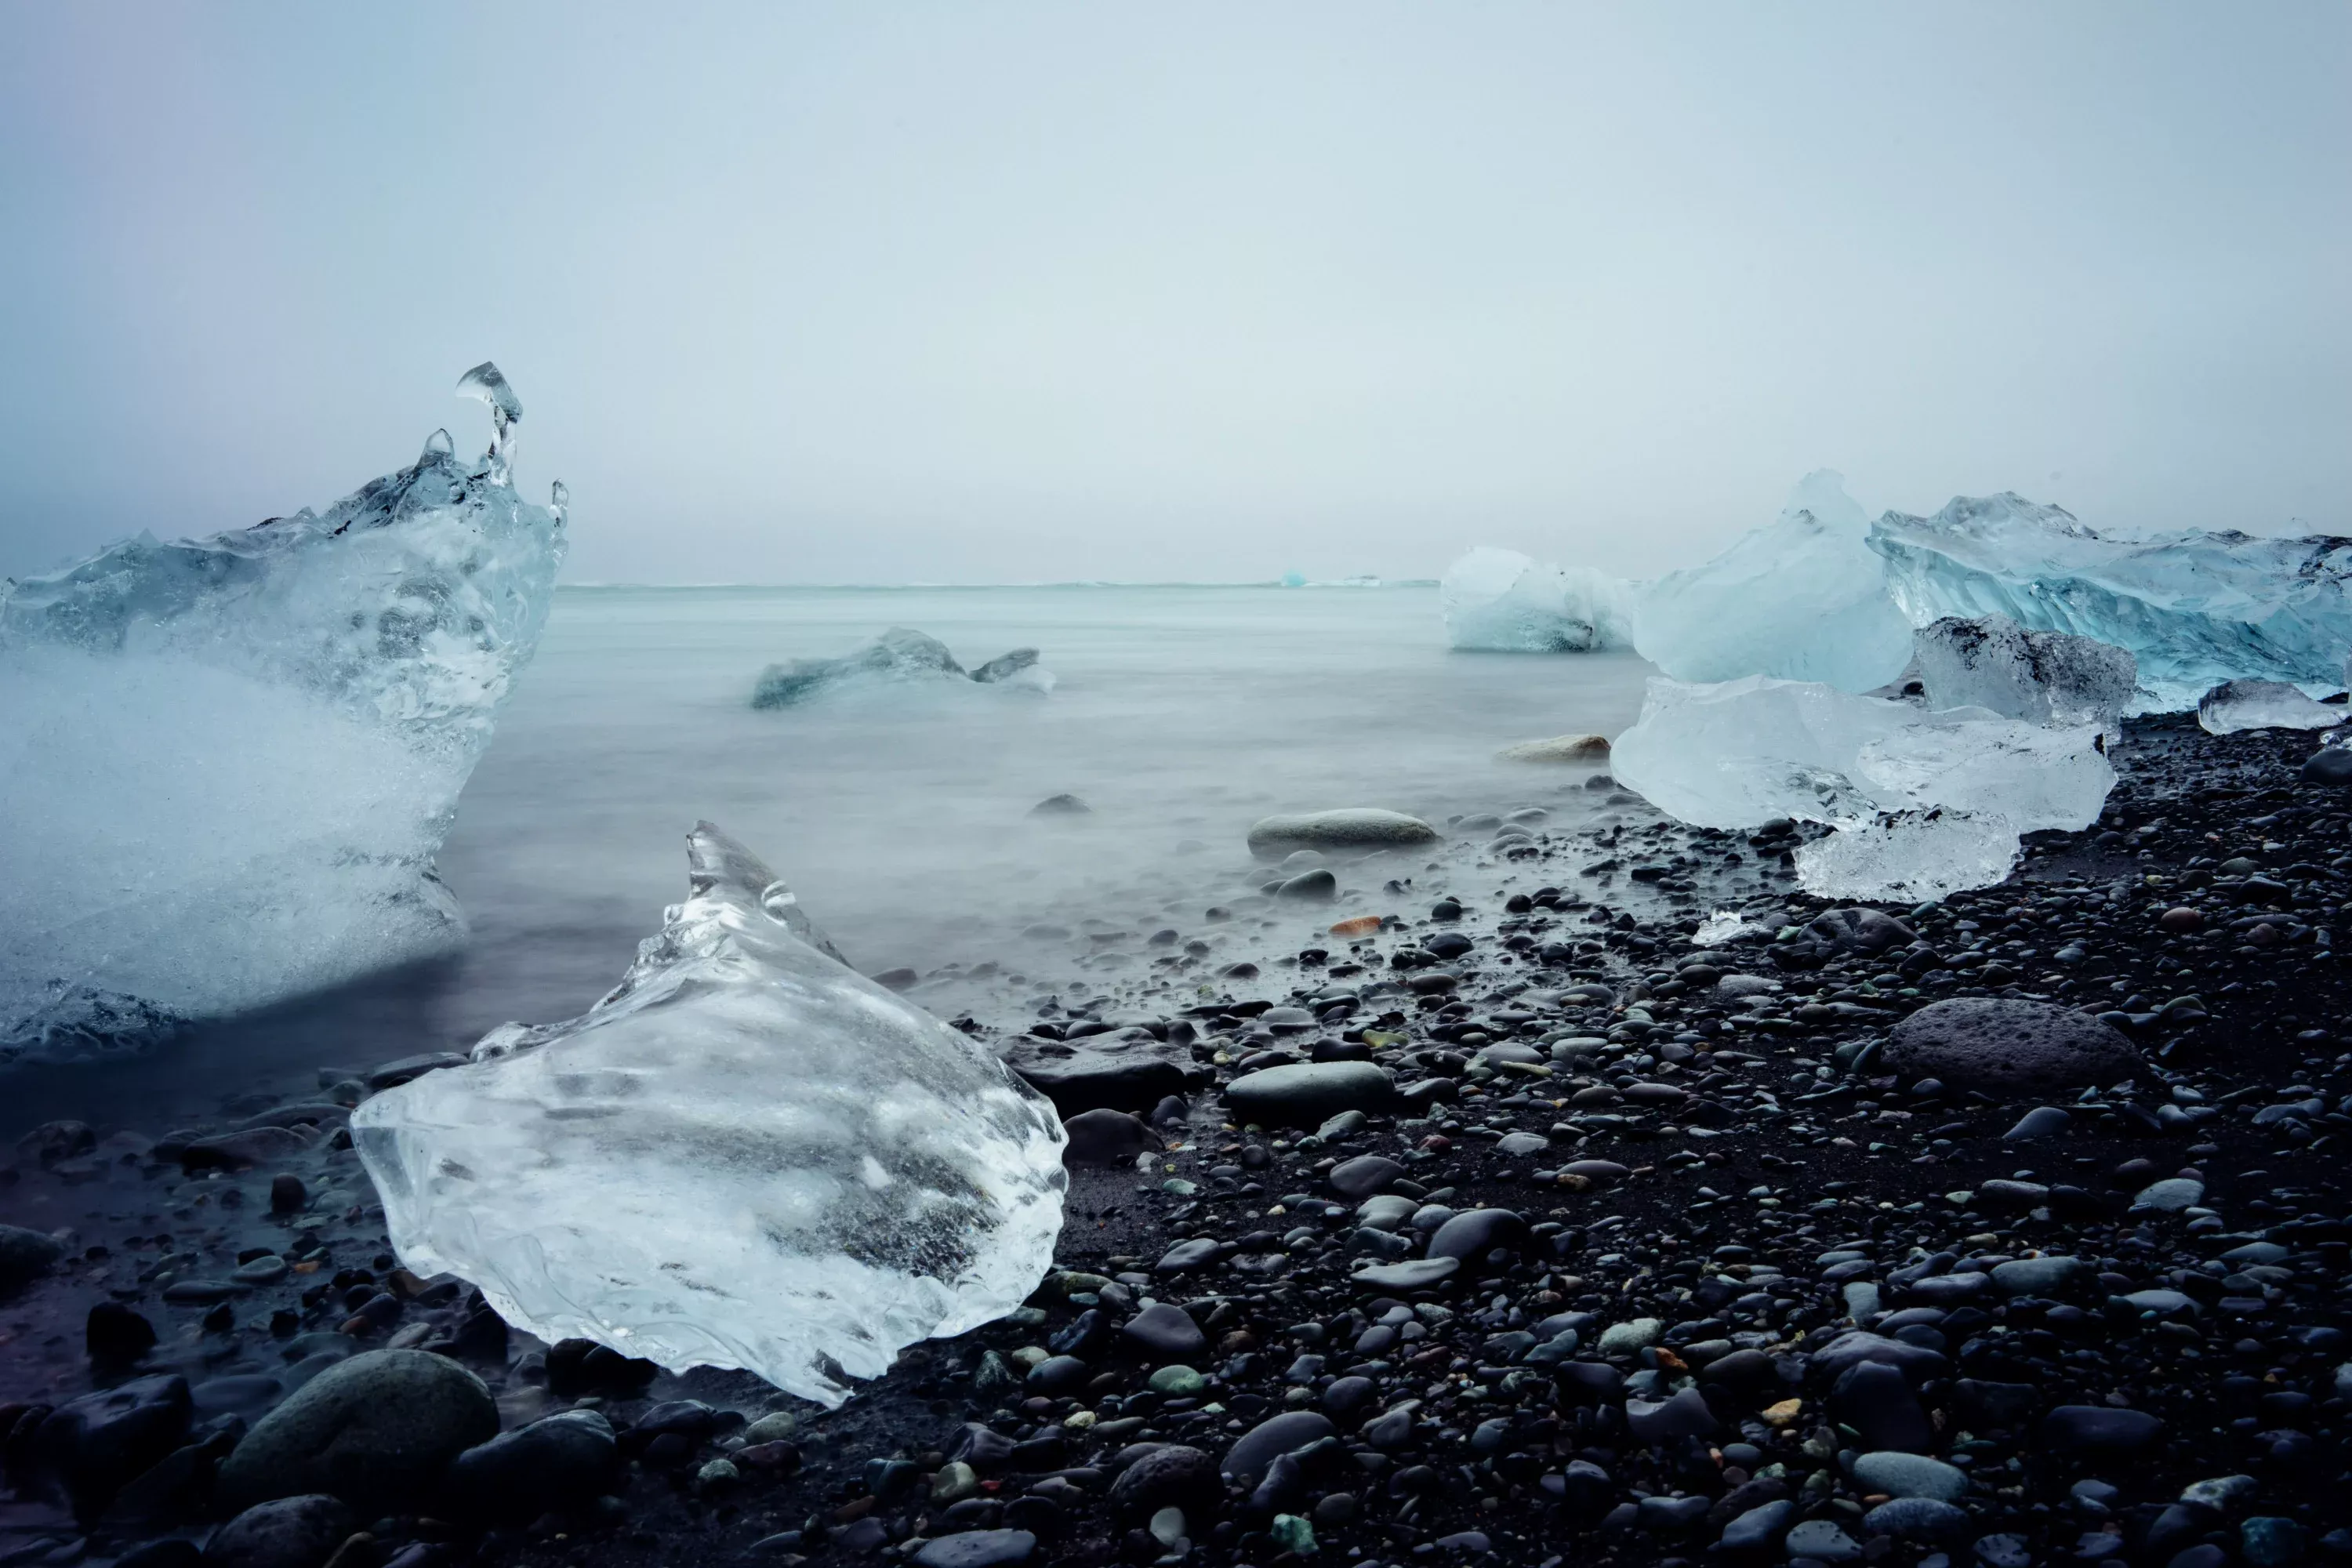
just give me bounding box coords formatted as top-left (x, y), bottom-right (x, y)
top-left (1221, 1411), bottom-right (1334, 1484)
top-left (1002, 1030), bottom-right (1198, 1113)
top-left (0, 1224), bottom-right (66, 1290)
top-left (1059, 1108), bottom-right (1152, 1165)
top-left (1223, 1062), bottom-right (1396, 1125)
top-left (1120, 1303), bottom-right (1207, 1360)
top-left (216, 1349), bottom-right (498, 1513)
top-left (440, 1410), bottom-right (618, 1525)
top-left (29, 1374), bottom-right (192, 1515)
top-left (201, 1494), bottom-right (354, 1568)
top-left (1883, 998), bottom-right (2137, 1091)
top-left (1106, 1443), bottom-right (1220, 1518)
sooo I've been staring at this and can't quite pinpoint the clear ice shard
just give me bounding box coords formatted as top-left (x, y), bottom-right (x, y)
top-left (351, 822), bottom-right (1068, 1406)
top-left (1439, 546), bottom-right (1633, 652)
top-left (752, 627), bottom-right (1056, 708)
top-left (0, 365), bottom-right (564, 1060)
top-left (2196, 679), bottom-right (2341, 735)
top-left (1869, 492), bottom-right (2352, 712)
top-left (1632, 471), bottom-right (1914, 691)
top-left (1912, 614), bottom-right (2136, 732)
top-left (1610, 675), bottom-right (2113, 901)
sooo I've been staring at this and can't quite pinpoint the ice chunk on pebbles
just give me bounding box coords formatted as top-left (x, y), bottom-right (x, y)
top-left (2196, 679), bottom-right (2341, 735)
top-left (1632, 471), bottom-right (1914, 692)
top-left (1611, 675), bottom-right (2112, 900)
top-left (353, 823), bottom-right (1066, 1406)
top-left (0, 365), bottom-right (564, 1060)
top-left (1440, 546), bottom-right (1633, 652)
top-left (1913, 614), bottom-right (2136, 732)
top-left (1871, 492), bottom-right (2352, 712)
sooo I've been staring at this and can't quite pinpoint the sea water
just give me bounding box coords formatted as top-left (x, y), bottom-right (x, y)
top-left (2, 583), bottom-right (1652, 1133)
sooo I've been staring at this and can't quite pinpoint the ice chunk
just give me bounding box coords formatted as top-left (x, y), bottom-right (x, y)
top-left (751, 628), bottom-right (1054, 707)
top-left (1441, 546), bottom-right (1632, 652)
top-left (1913, 614), bottom-right (2136, 732)
top-left (0, 365), bottom-right (564, 1059)
top-left (1871, 493), bottom-right (2352, 711)
top-left (1632, 471), bottom-right (1913, 691)
top-left (2196, 679), bottom-right (2342, 735)
top-left (353, 822), bottom-right (1067, 1406)
top-left (1610, 675), bottom-right (2112, 899)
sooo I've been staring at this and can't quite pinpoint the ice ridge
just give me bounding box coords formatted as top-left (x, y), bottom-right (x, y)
top-left (1440, 546), bottom-right (1633, 653)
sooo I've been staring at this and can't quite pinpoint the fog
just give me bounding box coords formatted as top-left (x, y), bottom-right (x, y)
top-left (2, 2), bottom-right (2346, 586)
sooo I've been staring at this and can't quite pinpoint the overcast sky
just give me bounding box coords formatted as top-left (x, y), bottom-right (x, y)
top-left (2, 3), bottom-right (2345, 586)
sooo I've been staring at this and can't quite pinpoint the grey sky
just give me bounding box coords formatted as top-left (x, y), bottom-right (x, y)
top-left (2, 2), bottom-right (2345, 586)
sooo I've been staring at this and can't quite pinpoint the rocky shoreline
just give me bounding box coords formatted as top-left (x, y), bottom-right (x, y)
top-left (2, 713), bottom-right (2348, 1568)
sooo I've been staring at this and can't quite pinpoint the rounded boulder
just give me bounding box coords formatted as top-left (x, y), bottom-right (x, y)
top-left (216, 1348), bottom-right (499, 1514)
top-left (1882, 998), bottom-right (2136, 1092)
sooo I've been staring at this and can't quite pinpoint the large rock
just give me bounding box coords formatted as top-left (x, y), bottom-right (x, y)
top-left (1882, 998), bottom-right (2136, 1092)
top-left (438, 1410), bottom-right (618, 1525)
top-left (0, 1223), bottom-right (65, 1290)
top-left (28, 1374), bottom-right (192, 1515)
top-left (1246, 810), bottom-right (1439, 859)
top-left (1000, 1029), bottom-right (1200, 1113)
top-left (216, 1349), bottom-right (498, 1513)
top-left (1221, 1411), bottom-right (1334, 1484)
top-left (1223, 1062), bottom-right (1396, 1126)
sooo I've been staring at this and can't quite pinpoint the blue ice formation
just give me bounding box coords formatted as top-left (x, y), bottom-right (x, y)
top-left (0, 365), bottom-right (566, 1059)
top-left (1441, 546), bottom-right (1635, 653)
top-left (1868, 494), bottom-right (2352, 712)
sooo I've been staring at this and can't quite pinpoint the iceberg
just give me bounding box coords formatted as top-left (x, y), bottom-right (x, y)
top-left (1912, 614), bottom-right (2136, 732)
top-left (2197, 679), bottom-right (2341, 735)
top-left (1632, 471), bottom-right (1914, 691)
top-left (0, 365), bottom-right (564, 1060)
top-left (1440, 546), bottom-right (1633, 652)
top-left (1610, 675), bottom-right (2113, 900)
top-left (751, 626), bottom-right (1055, 706)
top-left (351, 822), bottom-right (1068, 1406)
top-left (1869, 493), bottom-right (2352, 711)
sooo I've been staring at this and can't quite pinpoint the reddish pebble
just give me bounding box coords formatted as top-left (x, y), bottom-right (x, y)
top-left (2158, 906), bottom-right (2204, 933)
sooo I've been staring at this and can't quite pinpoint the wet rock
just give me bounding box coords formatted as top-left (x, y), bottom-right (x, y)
top-left (1224, 1062), bottom-right (1396, 1125)
top-left (29, 1374), bottom-right (193, 1515)
top-left (1060, 1109), bottom-right (1152, 1165)
top-left (2042, 1404), bottom-right (2162, 1454)
top-left (1884, 998), bottom-right (2137, 1091)
top-left (1808, 908), bottom-right (1916, 953)
top-left (0, 1224), bottom-right (65, 1290)
top-left (1276, 869), bottom-right (1338, 902)
top-left (1247, 810), bottom-right (1440, 858)
top-left (1004, 1031), bottom-right (1198, 1114)
top-left (1720, 1498), bottom-right (1796, 1553)
top-left (1852, 1451), bottom-right (1966, 1501)
top-left (912, 1530), bottom-right (1036, 1568)
top-left (1351, 1257), bottom-right (1458, 1290)
top-left (1109, 1444), bottom-right (1220, 1518)
top-left (1864, 1497), bottom-right (1973, 1546)
top-left (2002, 1106), bottom-right (2073, 1142)
top-left (216, 1349), bottom-right (498, 1512)
top-left (1625, 1388), bottom-right (1719, 1442)
top-left (1221, 1411), bottom-right (1334, 1485)
top-left (1496, 734), bottom-right (1610, 764)
top-left (1786, 1518), bottom-right (1863, 1562)
top-left (201, 1494), bottom-right (354, 1568)
top-left (1327, 1154), bottom-right (1404, 1199)
top-left (440, 1410), bottom-right (617, 1525)
top-left (1121, 1304), bottom-right (1207, 1361)
top-left (86, 1301), bottom-right (158, 1365)
top-left (1426, 1207), bottom-right (1527, 1266)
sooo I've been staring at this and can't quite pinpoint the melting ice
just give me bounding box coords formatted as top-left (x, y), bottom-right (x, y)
top-left (0, 365), bottom-right (564, 1059)
top-left (1440, 546), bottom-right (1633, 653)
top-left (353, 822), bottom-right (1067, 1406)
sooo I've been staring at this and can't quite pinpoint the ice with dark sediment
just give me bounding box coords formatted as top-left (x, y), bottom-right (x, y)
top-left (1632, 471), bottom-right (1915, 692)
top-left (1912, 613), bottom-right (2136, 734)
top-left (2197, 679), bottom-right (2342, 735)
top-left (1610, 675), bottom-right (2113, 901)
top-left (1869, 492), bottom-right (2352, 712)
top-left (0, 364), bottom-right (565, 1060)
top-left (1440, 546), bottom-right (1633, 652)
top-left (352, 822), bottom-right (1068, 1407)
top-left (751, 626), bottom-right (1054, 706)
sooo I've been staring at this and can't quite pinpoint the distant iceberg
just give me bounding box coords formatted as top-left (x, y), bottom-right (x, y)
top-left (1869, 494), bottom-right (2352, 712)
top-left (752, 627), bottom-right (1055, 707)
top-left (1441, 546), bottom-right (1633, 652)
top-left (0, 365), bottom-right (565, 1059)
top-left (1632, 471), bottom-right (1914, 692)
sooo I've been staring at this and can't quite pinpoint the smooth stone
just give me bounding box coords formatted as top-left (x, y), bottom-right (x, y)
top-left (1786, 1518), bottom-right (1864, 1562)
top-left (1351, 1257), bottom-right (1458, 1290)
top-left (1810, 1330), bottom-right (1948, 1384)
top-left (1327, 1155), bottom-right (1405, 1199)
top-left (1853, 1451), bottom-right (1967, 1501)
top-left (1003, 1033), bottom-right (1197, 1114)
top-left (1246, 809), bottom-right (1441, 858)
top-left (2042, 1405), bottom-right (2162, 1454)
top-left (1722, 1500), bottom-right (1798, 1552)
top-left (1864, 1497), bottom-right (1973, 1546)
top-left (216, 1348), bottom-right (498, 1512)
top-left (1625, 1388), bottom-right (1719, 1443)
top-left (1224, 1062), bottom-right (1397, 1126)
top-left (1495, 734), bottom-right (1610, 765)
top-left (1061, 1109), bottom-right (1152, 1166)
top-left (1122, 1304), bottom-right (1207, 1361)
top-left (1109, 1443), bottom-right (1220, 1518)
top-left (1596, 1317), bottom-right (1664, 1356)
top-left (1884, 998), bottom-right (2136, 1091)
top-left (440, 1410), bottom-right (618, 1525)
top-left (29, 1374), bottom-right (192, 1512)
top-left (1991, 1256), bottom-right (2086, 1295)
top-left (2132, 1178), bottom-right (2205, 1213)
top-left (201, 1494), bottom-right (355, 1568)
top-left (912, 1530), bottom-right (1037, 1568)
top-left (1276, 869), bottom-right (1338, 902)
top-left (1831, 1363), bottom-right (1933, 1454)
top-left (1426, 1208), bottom-right (1528, 1265)
top-left (0, 1224), bottom-right (66, 1290)
top-left (1221, 1412), bottom-right (1335, 1485)
top-left (1495, 1131), bottom-right (1550, 1158)
top-left (1155, 1239), bottom-right (1221, 1274)
top-left (1147, 1365), bottom-right (1205, 1396)
top-left (2002, 1106), bottom-right (2073, 1142)
top-left (1355, 1194), bottom-right (1418, 1230)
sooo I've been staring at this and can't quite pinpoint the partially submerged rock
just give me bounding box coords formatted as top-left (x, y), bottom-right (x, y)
top-left (752, 627), bottom-right (1054, 707)
top-left (1246, 810), bottom-right (1440, 859)
top-left (1494, 733), bottom-right (1610, 764)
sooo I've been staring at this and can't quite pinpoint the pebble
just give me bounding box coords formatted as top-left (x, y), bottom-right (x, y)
top-left (1852, 1450), bottom-right (1968, 1501)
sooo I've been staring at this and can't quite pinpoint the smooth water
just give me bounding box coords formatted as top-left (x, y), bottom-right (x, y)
top-left (4, 585), bottom-right (1653, 1132)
